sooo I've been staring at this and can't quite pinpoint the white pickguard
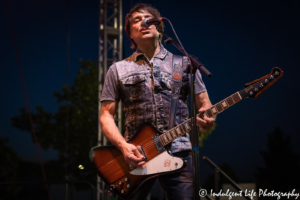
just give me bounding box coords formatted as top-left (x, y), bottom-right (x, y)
top-left (129, 151), bottom-right (184, 175)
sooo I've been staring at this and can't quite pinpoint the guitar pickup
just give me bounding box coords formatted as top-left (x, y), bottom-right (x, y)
top-left (137, 145), bottom-right (147, 161)
top-left (152, 135), bottom-right (165, 153)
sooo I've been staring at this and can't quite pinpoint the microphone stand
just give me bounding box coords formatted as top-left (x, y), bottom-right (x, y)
top-left (162, 32), bottom-right (212, 77)
top-left (162, 31), bottom-right (212, 200)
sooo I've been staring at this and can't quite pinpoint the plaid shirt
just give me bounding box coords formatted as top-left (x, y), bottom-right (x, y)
top-left (100, 44), bottom-right (206, 153)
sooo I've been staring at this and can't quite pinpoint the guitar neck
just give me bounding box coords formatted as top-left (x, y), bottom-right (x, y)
top-left (159, 91), bottom-right (245, 146)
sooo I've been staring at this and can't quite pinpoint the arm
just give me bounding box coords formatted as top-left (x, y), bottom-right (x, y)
top-left (100, 100), bottom-right (145, 168)
top-left (195, 91), bottom-right (215, 133)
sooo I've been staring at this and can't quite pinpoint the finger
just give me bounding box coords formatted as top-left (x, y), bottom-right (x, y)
top-left (196, 115), bottom-right (206, 123)
top-left (128, 151), bottom-right (145, 163)
top-left (130, 155), bottom-right (145, 163)
top-left (130, 160), bottom-right (145, 169)
top-left (137, 161), bottom-right (145, 167)
top-left (132, 148), bottom-right (145, 160)
top-left (196, 116), bottom-right (208, 127)
top-left (203, 116), bottom-right (215, 125)
top-left (198, 108), bottom-right (206, 113)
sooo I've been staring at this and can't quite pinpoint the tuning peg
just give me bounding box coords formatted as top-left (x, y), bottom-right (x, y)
top-left (259, 83), bottom-right (264, 88)
top-left (109, 184), bottom-right (116, 192)
top-left (270, 75), bottom-right (274, 79)
top-left (264, 79), bottom-right (269, 83)
top-left (125, 177), bottom-right (130, 182)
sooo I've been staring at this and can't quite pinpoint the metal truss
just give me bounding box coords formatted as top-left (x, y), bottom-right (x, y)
top-left (98, 0), bottom-right (123, 199)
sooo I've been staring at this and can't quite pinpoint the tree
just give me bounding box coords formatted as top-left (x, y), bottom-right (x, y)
top-left (203, 162), bottom-right (242, 191)
top-left (199, 123), bottom-right (217, 147)
top-left (255, 127), bottom-right (300, 192)
top-left (0, 137), bottom-right (21, 199)
top-left (11, 60), bottom-right (99, 185)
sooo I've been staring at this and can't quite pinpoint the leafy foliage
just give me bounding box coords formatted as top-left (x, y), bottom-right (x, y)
top-left (0, 137), bottom-right (21, 199)
top-left (203, 162), bottom-right (242, 191)
top-left (255, 127), bottom-right (300, 191)
top-left (198, 122), bottom-right (217, 147)
top-left (11, 60), bottom-right (99, 185)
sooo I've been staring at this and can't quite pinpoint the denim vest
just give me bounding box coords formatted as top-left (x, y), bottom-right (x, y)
top-left (101, 45), bottom-right (205, 153)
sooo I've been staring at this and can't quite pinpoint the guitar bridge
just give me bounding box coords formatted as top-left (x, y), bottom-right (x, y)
top-left (137, 145), bottom-right (147, 160)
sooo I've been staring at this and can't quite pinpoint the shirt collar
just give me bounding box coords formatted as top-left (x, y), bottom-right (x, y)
top-left (132, 43), bottom-right (167, 62)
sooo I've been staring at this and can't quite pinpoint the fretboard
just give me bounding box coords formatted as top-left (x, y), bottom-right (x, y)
top-left (159, 91), bottom-right (243, 146)
top-left (199, 92), bottom-right (242, 118)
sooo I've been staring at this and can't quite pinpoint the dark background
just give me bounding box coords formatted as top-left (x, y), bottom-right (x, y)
top-left (1, 0), bottom-right (300, 185)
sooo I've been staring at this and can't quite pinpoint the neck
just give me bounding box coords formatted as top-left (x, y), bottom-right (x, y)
top-left (136, 40), bottom-right (160, 61)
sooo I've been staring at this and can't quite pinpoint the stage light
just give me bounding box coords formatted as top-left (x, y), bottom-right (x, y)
top-left (78, 165), bottom-right (84, 170)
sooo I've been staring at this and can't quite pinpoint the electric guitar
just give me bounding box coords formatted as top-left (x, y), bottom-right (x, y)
top-left (90, 67), bottom-right (283, 199)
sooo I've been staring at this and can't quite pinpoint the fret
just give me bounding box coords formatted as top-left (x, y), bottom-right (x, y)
top-left (211, 106), bottom-right (218, 115)
top-left (215, 103), bottom-right (223, 113)
top-left (180, 124), bottom-right (186, 133)
top-left (221, 101), bottom-right (228, 108)
top-left (177, 126), bottom-right (183, 136)
top-left (170, 130), bottom-right (177, 138)
top-left (232, 95), bottom-right (238, 102)
top-left (180, 124), bottom-right (187, 135)
top-left (226, 96), bottom-right (234, 106)
top-left (164, 134), bottom-right (170, 143)
top-left (206, 109), bottom-right (213, 118)
top-left (237, 92), bottom-right (242, 100)
top-left (184, 121), bottom-right (191, 131)
top-left (168, 132), bottom-right (173, 140)
top-left (158, 135), bottom-right (165, 146)
top-left (160, 134), bottom-right (168, 145)
top-left (184, 122), bottom-right (190, 132)
top-left (174, 127), bottom-right (179, 136)
top-left (169, 132), bottom-right (173, 140)
top-left (159, 88), bottom-right (242, 146)
top-left (232, 93), bottom-right (242, 103)
top-left (159, 120), bottom-right (195, 146)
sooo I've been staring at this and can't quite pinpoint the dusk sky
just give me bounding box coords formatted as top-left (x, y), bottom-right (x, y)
top-left (1, 0), bottom-right (300, 184)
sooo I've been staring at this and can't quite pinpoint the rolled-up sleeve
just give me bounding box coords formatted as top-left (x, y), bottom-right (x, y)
top-left (194, 70), bottom-right (207, 94)
top-left (100, 64), bottom-right (120, 102)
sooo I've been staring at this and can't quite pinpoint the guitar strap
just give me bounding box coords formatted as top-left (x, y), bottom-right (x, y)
top-left (169, 55), bottom-right (184, 130)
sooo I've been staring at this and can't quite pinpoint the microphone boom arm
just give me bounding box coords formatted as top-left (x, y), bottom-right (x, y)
top-left (162, 32), bottom-right (212, 77)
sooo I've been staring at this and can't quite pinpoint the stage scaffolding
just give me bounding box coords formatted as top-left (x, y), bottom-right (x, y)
top-left (97, 0), bottom-right (123, 199)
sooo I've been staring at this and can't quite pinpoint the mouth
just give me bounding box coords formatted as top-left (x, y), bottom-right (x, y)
top-left (140, 27), bottom-right (150, 33)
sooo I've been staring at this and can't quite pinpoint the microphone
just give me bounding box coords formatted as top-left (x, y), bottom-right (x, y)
top-left (141, 17), bottom-right (165, 28)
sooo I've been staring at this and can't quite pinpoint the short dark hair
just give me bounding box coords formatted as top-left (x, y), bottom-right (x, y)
top-left (125, 3), bottom-right (164, 49)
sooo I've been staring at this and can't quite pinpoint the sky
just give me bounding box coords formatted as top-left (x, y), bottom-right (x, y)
top-left (1, 0), bottom-right (300, 185)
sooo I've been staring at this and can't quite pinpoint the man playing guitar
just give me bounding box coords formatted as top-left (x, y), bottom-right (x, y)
top-left (99, 3), bottom-right (214, 199)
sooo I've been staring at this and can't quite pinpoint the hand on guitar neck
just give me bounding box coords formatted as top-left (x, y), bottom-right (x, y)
top-left (195, 91), bottom-right (216, 133)
top-left (197, 107), bottom-right (215, 133)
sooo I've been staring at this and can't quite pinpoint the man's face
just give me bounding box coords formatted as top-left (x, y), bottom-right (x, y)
top-left (129, 10), bottom-right (160, 46)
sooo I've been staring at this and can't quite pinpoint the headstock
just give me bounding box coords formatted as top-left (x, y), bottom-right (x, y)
top-left (240, 67), bottom-right (283, 99)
